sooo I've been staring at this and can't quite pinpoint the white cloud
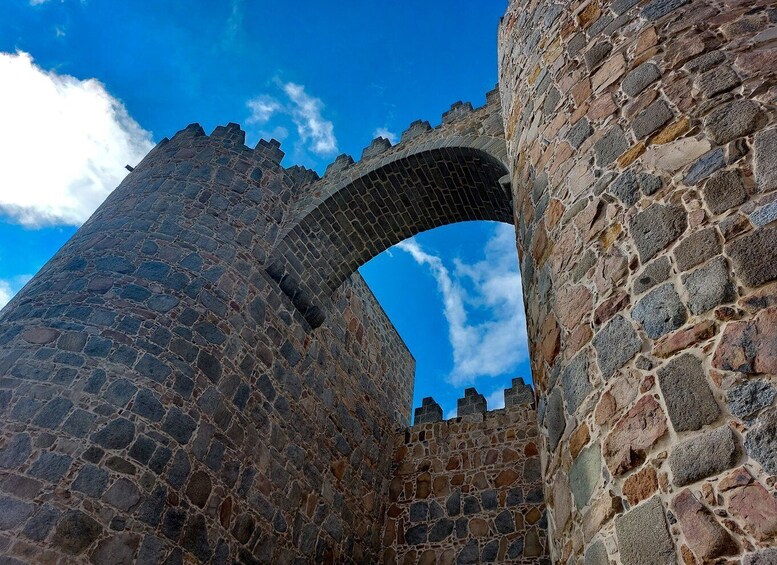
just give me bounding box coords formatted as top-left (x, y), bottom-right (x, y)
top-left (247, 95), bottom-right (281, 124)
top-left (283, 83), bottom-right (337, 156)
top-left (395, 223), bottom-right (528, 386)
top-left (0, 275), bottom-right (33, 310)
top-left (0, 281), bottom-right (13, 310)
top-left (373, 127), bottom-right (397, 145)
top-left (445, 408), bottom-right (457, 420)
top-left (0, 51), bottom-right (154, 227)
top-left (486, 387), bottom-right (506, 411)
top-left (246, 82), bottom-right (338, 158)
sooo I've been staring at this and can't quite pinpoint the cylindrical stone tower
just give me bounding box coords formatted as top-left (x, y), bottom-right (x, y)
top-left (0, 123), bottom-right (415, 563)
top-left (500, 0), bottom-right (777, 562)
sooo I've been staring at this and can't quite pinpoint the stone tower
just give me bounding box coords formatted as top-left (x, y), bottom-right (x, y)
top-left (0, 0), bottom-right (775, 563)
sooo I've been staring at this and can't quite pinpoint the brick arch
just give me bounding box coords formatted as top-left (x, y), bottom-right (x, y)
top-left (267, 132), bottom-right (512, 329)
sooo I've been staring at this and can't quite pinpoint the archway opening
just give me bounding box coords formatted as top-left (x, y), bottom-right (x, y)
top-left (358, 220), bottom-right (533, 423)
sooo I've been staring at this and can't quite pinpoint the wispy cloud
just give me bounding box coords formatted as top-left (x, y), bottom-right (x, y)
top-left (396, 224), bottom-right (528, 386)
top-left (0, 51), bottom-right (154, 227)
top-left (373, 127), bottom-right (397, 145)
top-left (486, 387), bottom-right (506, 410)
top-left (246, 82), bottom-right (337, 158)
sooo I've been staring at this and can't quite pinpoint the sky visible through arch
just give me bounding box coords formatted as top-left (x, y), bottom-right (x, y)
top-left (0, 0), bottom-right (531, 419)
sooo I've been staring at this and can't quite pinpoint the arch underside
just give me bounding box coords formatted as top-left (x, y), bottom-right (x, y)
top-left (267, 145), bottom-right (512, 328)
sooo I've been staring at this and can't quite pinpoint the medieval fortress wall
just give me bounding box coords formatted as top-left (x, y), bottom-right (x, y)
top-left (500, 0), bottom-right (777, 563)
top-left (0, 0), bottom-right (775, 563)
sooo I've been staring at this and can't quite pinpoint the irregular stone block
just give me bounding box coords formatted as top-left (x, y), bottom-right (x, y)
top-left (714, 308), bottom-right (777, 374)
top-left (593, 315), bottom-right (642, 378)
top-left (727, 227), bottom-right (777, 287)
top-left (722, 467), bottom-right (777, 541)
top-left (585, 42), bottom-right (613, 70)
top-left (615, 497), bottom-right (675, 565)
top-left (585, 540), bottom-right (609, 565)
top-left (672, 489), bottom-right (737, 560)
top-left (697, 66), bottom-right (740, 98)
top-left (629, 203), bottom-right (687, 263)
top-left (51, 510), bottom-right (102, 555)
top-left (634, 256), bottom-right (671, 294)
top-left (609, 169), bottom-right (639, 206)
top-left (750, 201), bottom-right (777, 228)
top-left (594, 126), bottom-right (629, 166)
top-left (684, 148), bottom-right (725, 185)
top-left (755, 127), bottom-right (777, 192)
top-left (631, 283), bottom-right (687, 339)
top-left (726, 379), bottom-right (776, 421)
top-left (545, 388), bottom-right (566, 453)
top-left (744, 407), bottom-right (777, 475)
top-left (633, 100), bottom-right (673, 139)
top-left (704, 100), bottom-right (765, 145)
top-left (560, 352), bottom-right (593, 415)
top-left (622, 62), bottom-right (661, 97)
top-left (569, 443), bottom-right (601, 509)
top-left (682, 256), bottom-right (736, 315)
top-left (657, 353), bottom-right (720, 432)
top-left (604, 396), bottom-right (667, 475)
top-left (744, 548), bottom-right (777, 565)
top-left (668, 426), bottom-right (740, 486)
top-left (704, 170), bottom-right (747, 214)
top-left (566, 117), bottom-right (593, 149)
top-left (673, 227), bottom-right (721, 272)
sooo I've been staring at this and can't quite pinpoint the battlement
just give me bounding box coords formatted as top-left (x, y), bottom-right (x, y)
top-left (412, 377), bottom-right (535, 425)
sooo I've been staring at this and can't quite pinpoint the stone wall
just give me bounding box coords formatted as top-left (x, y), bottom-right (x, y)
top-left (499, 0), bottom-right (777, 563)
top-left (0, 125), bottom-right (414, 564)
top-left (381, 385), bottom-right (549, 564)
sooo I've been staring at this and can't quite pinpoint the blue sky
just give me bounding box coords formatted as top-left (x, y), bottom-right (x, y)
top-left (0, 0), bottom-right (531, 420)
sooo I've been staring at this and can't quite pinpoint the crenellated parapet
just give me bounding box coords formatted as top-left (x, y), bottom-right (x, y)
top-left (412, 379), bottom-right (536, 425)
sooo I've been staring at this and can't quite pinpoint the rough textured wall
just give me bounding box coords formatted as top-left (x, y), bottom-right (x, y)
top-left (0, 124), bottom-right (414, 564)
top-left (381, 402), bottom-right (548, 564)
top-left (499, 0), bottom-right (777, 563)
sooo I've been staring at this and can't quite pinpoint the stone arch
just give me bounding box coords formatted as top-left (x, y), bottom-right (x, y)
top-left (266, 98), bottom-right (513, 328)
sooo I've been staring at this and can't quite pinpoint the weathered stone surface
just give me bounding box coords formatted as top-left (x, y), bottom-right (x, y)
top-left (632, 100), bottom-right (673, 139)
top-left (632, 283), bottom-right (687, 339)
top-left (91, 418), bottom-right (135, 450)
top-left (704, 100), bottom-right (765, 145)
top-left (623, 466), bottom-right (658, 506)
top-left (727, 227), bottom-right (777, 287)
top-left (594, 127), bottom-right (629, 166)
top-left (569, 443), bottom-right (601, 510)
top-left (697, 66), bottom-right (741, 98)
top-left (704, 170), bottom-right (747, 214)
top-left (604, 395), bottom-right (667, 475)
top-left (629, 203), bottom-right (687, 263)
top-left (567, 117), bottom-right (593, 149)
top-left (91, 533), bottom-right (141, 565)
top-left (51, 510), bottom-right (102, 555)
top-left (744, 548), bottom-right (777, 565)
top-left (721, 467), bottom-right (777, 541)
top-left (673, 228), bottom-right (720, 272)
top-left (684, 148), bottom-right (725, 185)
top-left (634, 256), bottom-right (671, 294)
top-left (668, 426), bottom-right (740, 486)
top-left (104, 478), bottom-right (141, 512)
top-left (594, 315), bottom-right (642, 379)
top-left (546, 388), bottom-right (565, 453)
top-left (585, 42), bottom-right (613, 70)
top-left (0, 496), bottom-right (34, 530)
top-left (653, 320), bottom-right (716, 358)
top-left (585, 540), bottom-right (609, 565)
top-left (755, 128), bottom-right (777, 193)
top-left (750, 201), bottom-right (777, 228)
top-left (683, 256), bottom-right (736, 315)
top-left (622, 62), bottom-right (661, 97)
top-left (713, 307), bottom-right (777, 374)
top-left (727, 379), bottom-right (776, 421)
top-left (615, 497), bottom-right (675, 565)
top-left (744, 407), bottom-right (777, 475)
top-left (657, 353), bottom-right (720, 433)
top-left (560, 352), bottom-right (593, 415)
top-left (672, 489), bottom-right (737, 560)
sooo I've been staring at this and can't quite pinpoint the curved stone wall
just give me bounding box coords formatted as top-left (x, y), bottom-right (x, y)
top-left (499, 0), bottom-right (777, 562)
top-left (0, 124), bottom-right (415, 563)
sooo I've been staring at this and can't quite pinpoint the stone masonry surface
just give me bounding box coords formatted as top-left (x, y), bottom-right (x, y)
top-left (1, 0), bottom-right (777, 563)
top-left (383, 403), bottom-right (549, 565)
top-left (500, 0), bottom-right (777, 562)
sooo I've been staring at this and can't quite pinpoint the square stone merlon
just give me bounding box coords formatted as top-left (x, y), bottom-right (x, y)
top-left (414, 397), bottom-right (443, 425)
top-left (505, 377), bottom-right (535, 408)
top-left (457, 387), bottom-right (487, 417)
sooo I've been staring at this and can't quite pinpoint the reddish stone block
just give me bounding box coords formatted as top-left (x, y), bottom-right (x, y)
top-left (672, 489), bottom-right (737, 560)
top-left (603, 395), bottom-right (668, 475)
